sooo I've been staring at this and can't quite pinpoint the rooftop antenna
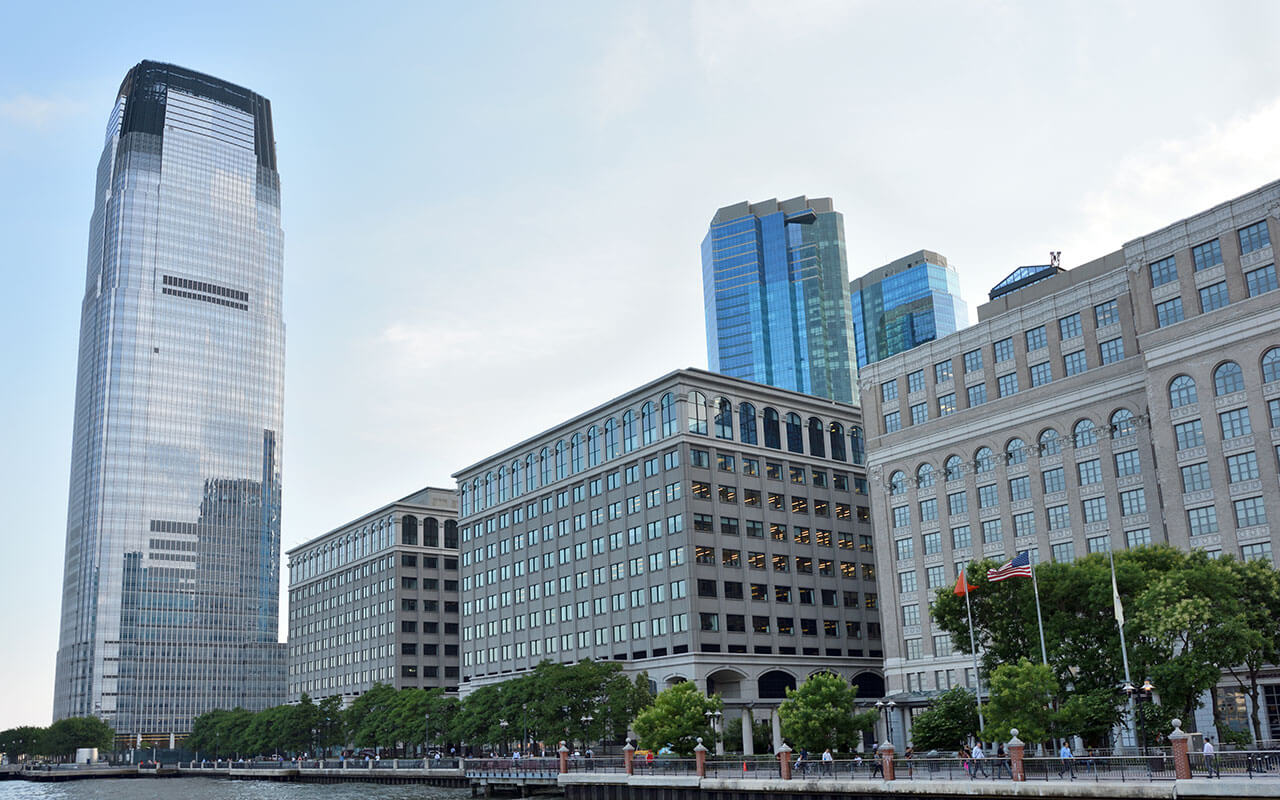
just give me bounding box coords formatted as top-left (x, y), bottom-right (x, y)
top-left (1050, 251), bottom-right (1062, 269)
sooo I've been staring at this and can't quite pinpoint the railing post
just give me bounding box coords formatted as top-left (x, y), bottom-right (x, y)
top-left (558, 741), bottom-right (569, 774)
top-left (623, 742), bottom-right (635, 776)
top-left (880, 743), bottom-right (896, 781)
top-left (778, 744), bottom-right (792, 780)
top-left (1008, 729), bottom-right (1025, 782)
top-left (1169, 718), bottom-right (1191, 780)
top-left (695, 738), bottom-right (707, 778)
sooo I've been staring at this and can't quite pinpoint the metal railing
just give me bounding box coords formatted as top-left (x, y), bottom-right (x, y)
top-left (1192, 750), bottom-right (1280, 778)
top-left (705, 756), bottom-right (782, 779)
top-left (464, 757), bottom-right (560, 777)
top-left (1023, 755), bottom-right (1176, 781)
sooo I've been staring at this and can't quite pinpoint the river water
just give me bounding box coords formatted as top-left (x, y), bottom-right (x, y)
top-left (0, 778), bottom-right (473, 800)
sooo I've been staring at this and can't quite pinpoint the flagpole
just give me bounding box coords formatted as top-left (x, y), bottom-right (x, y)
top-left (962, 575), bottom-right (986, 731)
top-left (1109, 548), bottom-right (1136, 749)
top-left (1030, 563), bottom-right (1049, 665)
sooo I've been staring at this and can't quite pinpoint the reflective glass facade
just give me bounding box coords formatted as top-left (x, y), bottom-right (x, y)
top-left (702, 197), bottom-right (858, 404)
top-left (850, 251), bottom-right (968, 368)
top-left (54, 61), bottom-right (285, 740)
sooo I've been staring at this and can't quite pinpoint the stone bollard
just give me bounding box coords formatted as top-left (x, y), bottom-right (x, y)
top-left (881, 743), bottom-right (896, 781)
top-left (624, 742), bottom-right (635, 776)
top-left (1008, 729), bottom-right (1025, 782)
top-left (1169, 719), bottom-right (1191, 780)
top-left (778, 744), bottom-right (792, 780)
top-left (559, 741), bottom-right (570, 774)
top-left (695, 737), bottom-right (707, 778)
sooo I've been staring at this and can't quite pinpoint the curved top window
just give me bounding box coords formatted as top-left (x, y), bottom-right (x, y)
top-left (944, 455), bottom-right (964, 481)
top-left (739, 403), bottom-right (758, 445)
top-left (622, 410), bottom-right (638, 453)
top-left (642, 401), bottom-right (657, 446)
top-left (484, 471), bottom-right (495, 508)
top-left (587, 426), bottom-right (600, 467)
top-left (555, 440), bottom-right (567, 480)
top-left (570, 433), bottom-right (583, 474)
top-left (808, 417), bottom-right (826, 458)
top-left (661, 393), bottom-right (678, 437)
top-left (460, 483), bottom-right (470, 517)
top-left (974, 447), bottom-right (996, 473)
top-left (889, 470), bottom-right (907, 495)
top-left (715, 397), bottom-right (734, 440)
top-left (603, 418), bottom-right (618, 460)
top-left (1214, 361), bottom-right (1245, 396)
top-left (512, 459), bottom-right (524, 497)
top-left (829, 422), bottom-right (846, 462)
top-left (785, 412), bottom-right (804, 453)
top-left (688, 391), bottom-right (709, 435)
top-left (1006, 438), bottom-right (1026, 465)
top-left (540, 447), bottom-right (552, 486)
top-left (498, 466), bottom-right (509, 502)
top-left (1073, 419), bottom-right (1097, 448)
top-left (1169, 375), bottom-right (1197, 408)
top-left (763, 408), bottom-right (782, 450)
top-left (525, 454), bottom-right (537, 493)
top-left (1263, 348), bottom-right (1280, 384)
top-left (1039, 429), bottom-right (1061, 456)
top-left (917, 463), bottom-right (935, 488)
top-left (850, 426), bottom-right (865, 465)
top-left (1110, 409), bottom-right (1136, 438)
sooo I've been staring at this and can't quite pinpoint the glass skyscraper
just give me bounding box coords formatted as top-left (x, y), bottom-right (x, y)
top-left (53, 61), bottom-right (286, 741)
top-left (702, 197), bottom-right (859, 404)
top-left (849, 250), bottom-right (968, 368)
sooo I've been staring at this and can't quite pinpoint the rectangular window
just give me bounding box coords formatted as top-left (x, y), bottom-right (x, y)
top-left (1156, 297), bottom-right (1184, 328)
top-left (1025, 325), bottom-right (1048, 351)
top-left (1247, 264), bottom-right (1278, 297)
top-left (964, 349), bottom-right (983, 372)
top-left (1013, 511), bottom-right (1035, 537)
top-left (898, 570), bottom-right (918, 593)
top-left (919, 497), bottom-right (938, 521)
top-left (951, 525), bottom-right (971, 549)
top-left (1120, 488), bottom-right (1147, 516)
top-left (1242, 541), bottom-right (1274, 563)
top-left (1042, 467), bottom-right (1065, 494)
top-left (938, 393), bottom-right (957, 417)
top-left (1272, 399), bottom-right (1280, 427)
top-left (1047, 504), bottom-right (1071, 530)
top-left (1234, 496), bottom-right (1268, 528)
top-left (892, 505), bottom-right (910, 528)
top-left (926, 565), bottom-right (946, 589)
top-left (884, 412), bottom-right (901, 433)
top-left (1199, 281), bottom-right (1229, 313)
top-left (908, 370), bottom-right (926, 394)
top-left (1187, 505), bottom-right (1218, 536)
top-left (982, 518), bottom-right (1003, 543)
top-left (1193, 239), bottom-right (1223, 271)
top-left (994, 337), bottom-right (1014, 363)
top-left (1114, 450), bottom-right (1141, 476)
top-left (1077, 459), bottom-right (1102, 486)
top-left (690, 449), bottom-right (709, 468)
top-left (1052, 541), bottom-right (1076, 564)
top-left (1009, 475), bottom-right (1031, 501)
top-left (922, 532), bottom-right (942, 555)
top-left (1220, 407), bottom-right (1252, 439)
top-left (948, 491), bottom-right (968, 515)
top-left (1063, 350), bottom-right (1087, 376)
top-left (910, 403), bottom-right (928, 425)
top-left (1030, 362), bottom-right (1052, 387)
top-left (1059, 313), bottom-right (1083, 340)
top-left (997, 373), bottom-right (1019, 397)
top-left (1099, 337), bottom-right (1125, 365)
top-left (1239, 220), bottom-right (1272, 255)
top-left (1082, 496), bottom-right (1108, 523)
top-left (978, 484), bottom-right (999, 508)
top-left (1181, 462), bottom-right (1211, 493)
top-left (967, 383), bottom-right (987, 407)
top-left (1094, 299), bottom-right (1120, 328)
top-left (935, 360), bottom-right (954, 384)
top-left (881, 380), bottom-right (899, 402)
top-left (1227, 451), bottom-right (1259, 483)
top-left (895, 538), bottom-right (914, 560)
top-left (1150, 255), bottom-right (1178, 287)
top-left (1175, 419), bottom-right (1205, 450)
top-left (902, 604), bottom-right (921, 626)
top-left (1126, 528), bottom-right (1152, 548)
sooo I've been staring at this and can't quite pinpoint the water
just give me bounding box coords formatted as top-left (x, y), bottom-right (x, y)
top-left (0, 778), bottom-right (473, 800)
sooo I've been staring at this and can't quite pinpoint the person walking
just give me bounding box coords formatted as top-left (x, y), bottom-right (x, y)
top-left (821, 748), bottom-right (834, 777)
top-left (1057, 741), bottom-right (1075, 780)
top-left (971, 742), bottom-right (987, 778)
top-left (1203, 737), bottom-right (1219, 778)
top-left (870, 746), bottom-right (884, 778)
top-left (993, 742), bottom-right (1012, 779)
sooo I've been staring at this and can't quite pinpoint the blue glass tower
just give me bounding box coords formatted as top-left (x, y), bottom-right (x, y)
top-left (849, 250), bottom-right (968, 368)
top-left (702, 197), bottom-right (858, 404)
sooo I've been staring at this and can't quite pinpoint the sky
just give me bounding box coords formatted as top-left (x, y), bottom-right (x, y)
top-left (2, 0), bottom-right (1279, 729)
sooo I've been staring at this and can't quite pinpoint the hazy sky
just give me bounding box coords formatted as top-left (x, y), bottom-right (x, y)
top-left (2, 1), bottom-right (1279, 728)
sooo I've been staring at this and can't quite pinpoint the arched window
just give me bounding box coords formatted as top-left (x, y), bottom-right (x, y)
top-left (661, 393), bottom-right (678, 437)
top-left (1073, 419), bottom-right (1097, 448)
top-left (889, 471), bottom-right (907, 495)
top-left (424, 517), bottom-right (440, 547)
top-left (944, 455), bottom-right (964, 481)
top-left (739, 403), bottom-right (758, 444)
top-left (460, 483), bottom-right (470, 517)
top-left (763, 408), bottom-right (782, 449)
top-left (512, 460), bottom-right (523, 497)
top-left (1214, 362), bottom-right (1245, 396)
top-left (785, 412), bottom-right (804, 453)
top-left (829, 422), bottom-right (846, 461)
top-left (1264, 348), bottom-right (1280, 383)
top-left (603, 418), bottom-right (618, 460)
top-left (472, 478), bottom-right (482, 513)
top-left (688, 391), bottom-right (709, 435)
top-left (1169, 375), bottom-right (1198, 408)
top-left (525, 454), bottom-right (537, 493)
top-left (484, 471), bottom-right (495, 507)
top-left (555, 440), bottom-right (567, 480)
top-left (540, 448), bottom-right (552, 486)
top-left (715, 397), bottom-right (734, 439)
top-left (1039, 429), bottom-right (1061, 455)
top-left (622, 411), bottom-right (638, 453)
top-left (587, 426), bottom-right (600, 467)
top-left (975, 447), bottom-right (995, 473)
top-left (850, 426), bottom-right (865, 465)
top-left (444, 520), bottom-right (458, 548)
top-left (570, 433), bottom-right (583, 473)
top-left (808, 417), bottom-right (826, 458)
top-left (1006, 438), bottom-right (1026, 465)
top-left (1110, 409), bottom-right (1136, 438)
top-left (641, 402), bottom-right (657, 445)
top-left (497, 466), bottom-right (509, 502)
top-left (917, 463), bottom-right (935, 488)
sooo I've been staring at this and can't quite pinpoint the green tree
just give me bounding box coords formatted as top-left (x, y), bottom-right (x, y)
top-left (1218, 557), bottom-right (1280, 742)
top-left (39, 717), bottom-right (114, 760)
top-left (632, 681), bottom-right (721, 756)
top-left (1055, 688), bottom-right (1123, 747)
top-left (316, 695), bottom-right (347, 754)
top-left (722, 715), bottom-right (771, 754)
top-left (345, 683), bottom-right (400, 751)
top-left (907, 687), bottom-right (979, 750)
top-left (983, 658), bottom-right (1057, 745)
top-left (777, 672), bottom-right (877, 753)
top-left (0, 726), bottom-right (48, 761)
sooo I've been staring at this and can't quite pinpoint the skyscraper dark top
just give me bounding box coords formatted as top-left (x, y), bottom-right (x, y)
top-left (702, 197), bottom-right (859, 404)
top-left (54, 61), bottom-right (285, 739)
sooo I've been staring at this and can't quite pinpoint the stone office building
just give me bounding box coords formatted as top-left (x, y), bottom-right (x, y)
top-left (287, 487), bottom-right (462, 703)
top-left (453, 368), bottom-right (884, 751)
top-left (861, 179), bottom-right (1280, 743)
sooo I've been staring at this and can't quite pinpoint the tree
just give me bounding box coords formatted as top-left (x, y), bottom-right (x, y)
top-left (983, 658), bottom-right (1057, 745)
top-left (1055, 688), bottom-right (1123, 747)
top-left (39, 717), bottom-right (114, 760)
top-left (777, 672), bottom-right (877, 753)
top-left (632, 681), bottom-right (721, 756)
top-left (722, 715), bottom-right (771, 754)
top-left (907, 688), bottom-right (979, 750)
top-left (345, 683), bottom-right (400, 751)
top-left (0, 726), bottom-right (47, 761)
top-left (1218, 557), bottom-right (1280, 742)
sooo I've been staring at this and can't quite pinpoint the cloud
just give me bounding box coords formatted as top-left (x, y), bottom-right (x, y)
top-left (0, 94), bottom-right (84, 128)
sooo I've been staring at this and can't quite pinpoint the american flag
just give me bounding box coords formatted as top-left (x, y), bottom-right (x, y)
top-left (987, 551), bottom-right (1033, 582)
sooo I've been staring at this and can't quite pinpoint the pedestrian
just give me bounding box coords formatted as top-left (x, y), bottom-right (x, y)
top-left (903, 745), bottom-right (914, 777)
top-left (822, 747), bottom-right (833, 776)
top-left (795, 748), bottom-right (808, 776)
top-left (994, 743), bottom-right (1012, 779)
top-left (971, 742), bottom-right (987, 778)
top-left (1057, 741), bottom-right (1075, 779)
top-left (870, 747), bottom-right (884, 778)
top-left (959, 744), bottom-right (971, 776)
top-left (1203, 737), bottom-right (1219, 778)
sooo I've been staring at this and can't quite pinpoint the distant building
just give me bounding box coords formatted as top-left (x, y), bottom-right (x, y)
top-left (849, 250), bottom-right (968, 368)
top-left (703, 198), bottom-right (859, 403)
top-left (53, 60), bottom-right (285, 741)
top-left (287, 488), bottom-right (461, 704)
top-left (454, 368), bottom-right (883, 752)
top-left (861, 179), bottom-right (1280, 744)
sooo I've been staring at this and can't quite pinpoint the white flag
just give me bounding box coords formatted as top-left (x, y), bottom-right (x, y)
top-left (1112, 565), bottom-right (1125, 627)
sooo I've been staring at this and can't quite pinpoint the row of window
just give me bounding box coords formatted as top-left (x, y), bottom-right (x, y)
top-left (693, 516), bottom-right (874, 548)
top-left (1149, 220), bottom-right (1271, 288)
top-left (1153, 264), bottom-right (1276, 328)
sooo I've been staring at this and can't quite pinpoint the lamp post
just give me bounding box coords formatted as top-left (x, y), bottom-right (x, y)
top-left (424, 712), bottom-right (430, 759)
top-left (580, 714), bottom-right (594, 754)
top-left (499, 719), bottom-right (509, 756)
top-left (704, 709), bottom-right (723, 755)
top-left (1123, 679), bottom-right (1155, 753)
top-left (522, 703), bottom-right (528, 756)
top-left (875, 699), bottom-right (897, 747)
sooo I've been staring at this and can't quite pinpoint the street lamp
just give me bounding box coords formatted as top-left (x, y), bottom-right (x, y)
top-left (1123, 679), bottom-right (1155, 753)
top-left (580, 714), bottom-right (594, 754)
top-left (874, 699), bottom-right (897, 747)
top-left (522, 703), bottom-right (528, 755)
top-left (705, 709), bottom-right (723, 755)
top-left (499, 719), bottom-right (509, 755)
top-left (424, 713), bottom-right (430, 759)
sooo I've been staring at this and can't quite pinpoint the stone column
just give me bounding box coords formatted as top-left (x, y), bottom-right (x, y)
top-left (881, 743), bottom-right (895, 781)
top-left (778, 744), bottom-right (792, 780)
top-left (558, 742), bottom-right (569, 774)
top-left (1008, 729), bottom-right (1025, 782)
top-left (1169, 719), bottom-right (1191, 780)
top-left (770, 708), bottom-right (783, 753)
top-left (741, 709), bottom-right (754, 756)
top-left (623, 742), bottom-right (635, 776)
top-left (695, 738), bottom-right (707, 778)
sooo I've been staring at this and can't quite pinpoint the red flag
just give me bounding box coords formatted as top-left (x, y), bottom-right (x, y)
top-left (954, 572), bottom-right (977, 596)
